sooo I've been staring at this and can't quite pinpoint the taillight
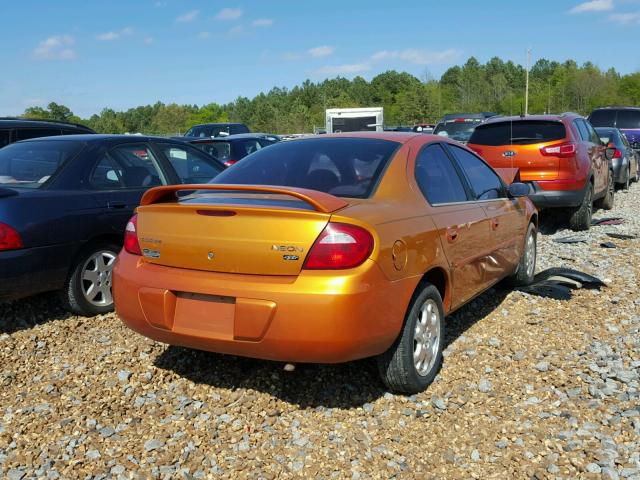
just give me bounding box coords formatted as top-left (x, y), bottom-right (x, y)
top-left (124, 214), bottom-right (141, 255)
top-left (613, 149), bottom-right (622, 159)
top-left (0, 222), bottom-right (23, 251)
top-left (540, 142), bottom-right (576, 158)
top-left (223, 159), bottom-right (238, 167)
top-left (303, 222), bottom-right (374, 270)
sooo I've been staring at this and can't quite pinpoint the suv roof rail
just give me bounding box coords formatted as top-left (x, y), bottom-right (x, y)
top-left (0, 116), bottom-right (94, 130)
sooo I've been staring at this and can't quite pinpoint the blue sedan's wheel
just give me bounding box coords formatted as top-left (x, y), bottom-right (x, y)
top-left (61, 242), bottom-right (119, 316)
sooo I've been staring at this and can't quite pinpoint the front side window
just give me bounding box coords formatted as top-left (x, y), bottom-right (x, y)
top-left (159, 143), bottom-right (223, 184)
top-left (211, 137), bottom-right (398, 198)
top-left (90, 144), bottom-right (165, 189)
top-left (415, 144), bottom-right (468, 205)
top-left (583, 121), bottom-right (603, 145)
top-left (448, 145), bottom-right (505, 201)
top-left (0, 140), bottom-right (84, 188)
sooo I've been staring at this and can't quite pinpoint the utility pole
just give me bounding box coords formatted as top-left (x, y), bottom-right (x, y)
top-left (524, 48), bottom-right (531, 116)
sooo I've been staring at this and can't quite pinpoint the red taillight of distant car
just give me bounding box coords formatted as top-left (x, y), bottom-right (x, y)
top-left (0, 222), bottom-right (23, 251)
top-left (223, 159), bottom-right (238, 167)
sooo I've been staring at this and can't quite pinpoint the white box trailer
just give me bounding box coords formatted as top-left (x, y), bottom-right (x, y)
top-left (325, 107), bottom-right (383, 133)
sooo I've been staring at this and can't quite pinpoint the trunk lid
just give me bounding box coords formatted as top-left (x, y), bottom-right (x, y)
top-left (135, 185), bottom-right (348, 276)
top-left (470, 143), bottom-right (560, 181)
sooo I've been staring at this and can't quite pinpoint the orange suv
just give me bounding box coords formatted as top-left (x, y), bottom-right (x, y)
top-left (468, 114), bottom-right (615, 230)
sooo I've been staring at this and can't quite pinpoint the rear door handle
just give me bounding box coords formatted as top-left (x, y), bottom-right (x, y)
top-left (446, 227), bottom-right (458, 242)
top-left (491, 218), bottom-right (499, 230)
top-left (108, 202), bottom-right (127, 209)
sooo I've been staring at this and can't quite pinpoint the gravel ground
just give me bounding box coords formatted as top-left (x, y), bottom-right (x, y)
top-left (1, 185), bottom-right (639, 479)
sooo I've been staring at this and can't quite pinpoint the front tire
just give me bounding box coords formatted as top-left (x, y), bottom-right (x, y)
top-left (377, 284), bottom-right (444, 394)
top-left (507, 222), bottom-right (537, 286)
top-left (568, 183), bottom-right (593, 231)
top-left (60, 242), bottom-right (119, 316)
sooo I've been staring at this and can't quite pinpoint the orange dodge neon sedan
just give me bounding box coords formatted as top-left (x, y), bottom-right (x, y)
top-left (113, 133), bottom-right (538, 393)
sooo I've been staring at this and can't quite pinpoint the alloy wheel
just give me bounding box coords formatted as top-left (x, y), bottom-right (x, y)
top-left (413, 299), bottom-right (441, 376)
top-left (81, 250), bottom-right (116, 306)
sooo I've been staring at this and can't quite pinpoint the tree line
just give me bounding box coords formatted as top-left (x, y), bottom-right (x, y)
top-left (21, 56), bottom-right (640, 135)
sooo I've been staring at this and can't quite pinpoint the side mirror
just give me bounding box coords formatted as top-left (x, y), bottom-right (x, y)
top-left (605, 147), bottom-right (616, 161)
top-left (508, 182), bottom-right (530, 198)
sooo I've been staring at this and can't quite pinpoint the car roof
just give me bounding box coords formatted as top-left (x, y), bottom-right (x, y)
top-left (0, 117), bottom-right (94, 131)
top-left (188, 122), bottom-right (247, 127)
top-left (309, 131), bottom-right (424, 143)
top-left (591, 106), bottom-right (640, 111)
top-left (187, 133), bottom-right (279, 142)
top-left (16, 134), bottom-right (187, 144)
top-left (478, 114), bottom-right (577, 125)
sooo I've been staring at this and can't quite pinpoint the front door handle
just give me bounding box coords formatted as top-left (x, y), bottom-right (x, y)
top-left (446, 227), bottom-right (458, 242)
top-left (491, 218), bottom-right (500, 230)
top-left (108, 202), bottom-right (127, 209)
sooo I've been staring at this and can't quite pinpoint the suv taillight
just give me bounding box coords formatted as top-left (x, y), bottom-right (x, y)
top-left (540, 142), bottom-right (576, 158)
top-left (0, 222), bottom-right (23, 251)
top-left (124, 214), bottom-right (142, 255)
top-left (303, 222), bottom-right (374, 270)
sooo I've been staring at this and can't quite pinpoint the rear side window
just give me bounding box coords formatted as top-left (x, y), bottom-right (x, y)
top-left (617, 110), bottom-right (640, 129)
top-left (588, 110), bottom-right (616, 127)
top-left (0, 140), bottom-right (84, 188)
top-left (415, 144), bottom-right (468, 204)
top-left (90, 144), bottom-right (166, 189)
top-left (448, 145), bottom-right (505, 200)
top-left (159, 143), bottom-right (223, 184)
top-left (0, 130), bottom-right (10, 148)
top-left (15, 128), bottom-right (62, 140)
top-left (469, 121), bottom-right (566, 145)
top-left (211, 137), bottom-right (398, 199)
top-left (574, 120), bottom-right (590, 141)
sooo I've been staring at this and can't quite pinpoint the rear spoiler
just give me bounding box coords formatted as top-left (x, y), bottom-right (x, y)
top-left (494, 168), bottom-right (521, 185)
top-left (140, 184), bottom-right (349, 214)
top-left (0, 187), bottom-right (18, 199)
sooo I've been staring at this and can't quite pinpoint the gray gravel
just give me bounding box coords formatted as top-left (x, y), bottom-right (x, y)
top-left (1, 183), bottom-right (639, 478)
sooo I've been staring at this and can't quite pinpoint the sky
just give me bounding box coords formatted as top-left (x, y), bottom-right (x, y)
top-left (1, 0), bottom-right (639, 118)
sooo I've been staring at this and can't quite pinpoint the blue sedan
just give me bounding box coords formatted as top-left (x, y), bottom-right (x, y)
top-left (0, 134), bottom-right (224, 315)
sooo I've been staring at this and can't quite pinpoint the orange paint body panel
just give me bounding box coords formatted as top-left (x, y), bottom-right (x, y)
top-left (114, 132), bottom-right (537, 364)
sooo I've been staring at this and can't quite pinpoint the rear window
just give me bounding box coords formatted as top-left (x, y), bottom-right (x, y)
top-left (469, 120), bottom-right (566, 146)
top-left (185, 124), bottom-right (249, 138)
top-left (433, 120), bottom-right (482, 142)
top-left (0, 140), bottom-right (83, 188)
top-left (210, 137), bottom-right (399, 198)
top-left (194, 142), bottom-right (231, 161)
top-left (588, 110), bottom-right (616, 127)
top-left (594, 128), bottom-right (614, 146)
top-left (617, 110), bottom-right (640, 129)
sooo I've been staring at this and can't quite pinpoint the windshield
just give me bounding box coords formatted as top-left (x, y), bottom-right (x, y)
top-left (0, 140), bottom-right (83, 188)
top-left (433, 120), bottom-right (482, 142)
top-left (617, 110), bottom-right (640, 129)
top-left (210, 137), bottom-right (399, 198)
top-left (469, 120), bottom-right (566, 145)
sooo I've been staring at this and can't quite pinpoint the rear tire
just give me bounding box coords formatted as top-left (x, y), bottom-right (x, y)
top-left (60, 242), bottom-right (119, 317)
top-left (377, 284), bottom-right (444, 394)
top-left (568, 183), bottom-right (592, 231)
top-left (596, 172), bottom-right (615, 210)
top-left (507, 222), bottom-right (536, 287)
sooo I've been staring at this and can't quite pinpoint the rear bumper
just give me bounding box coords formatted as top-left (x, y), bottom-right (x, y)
top-left (526, 180), bottom-right (588, 209)
top-left (113, 252), bottom-right (419, 363)
top-left (0, 244), bottom-right (75, 301)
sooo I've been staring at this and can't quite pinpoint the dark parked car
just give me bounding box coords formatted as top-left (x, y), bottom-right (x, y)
top-left (588, 107), bottom-right (640, 150)
top-left (0, 118), bottom-right (95, 148)
top-left (432, 113), bottom-right (497, 143)
top-left (184, 122), bottom-right (250, 138)
top-left (0, 135), bottom-right (224, 315)
top-left (595, 127), bottom-right (639, 190)
top-left (183, 133), bottom-right (280, 167)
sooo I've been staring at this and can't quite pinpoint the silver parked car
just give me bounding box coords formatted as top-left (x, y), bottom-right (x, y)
top-left (595, 127), bottom-right (639, 190)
